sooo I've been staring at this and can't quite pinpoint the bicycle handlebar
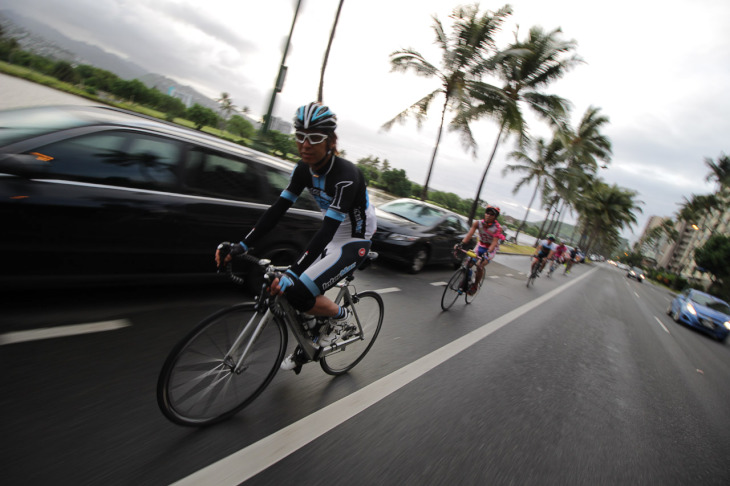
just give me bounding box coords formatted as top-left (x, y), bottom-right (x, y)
top-left (454, 247), bottom-right (482, 260)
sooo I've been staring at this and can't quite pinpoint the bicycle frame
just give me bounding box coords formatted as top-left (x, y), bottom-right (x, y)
top-left (228, 271), bottom-right (365, 373)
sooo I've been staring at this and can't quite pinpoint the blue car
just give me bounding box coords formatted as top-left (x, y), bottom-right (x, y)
top-left (667, 289), bottom-right (730, 343)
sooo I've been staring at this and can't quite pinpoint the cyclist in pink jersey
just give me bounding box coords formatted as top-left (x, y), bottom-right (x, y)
top-left (553, 241), bottom-right (568, 263)
top-left (455, 205), bottom-right (505, 294)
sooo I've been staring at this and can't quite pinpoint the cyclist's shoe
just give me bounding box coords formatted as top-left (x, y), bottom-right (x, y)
top-left (319, 309), bottom-right (351, 347)
top-left (280, 346), bottom-right (306, 374)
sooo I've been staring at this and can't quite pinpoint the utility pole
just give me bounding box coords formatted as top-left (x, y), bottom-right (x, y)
top-left (261, 0), bottom-right (302, 134)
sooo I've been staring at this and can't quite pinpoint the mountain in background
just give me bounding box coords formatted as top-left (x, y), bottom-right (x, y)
top-left (0, 9), bottom-right (219, 110)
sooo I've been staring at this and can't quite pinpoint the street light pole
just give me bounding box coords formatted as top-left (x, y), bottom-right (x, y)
top-left (261, 0), bottom-right (302, 135)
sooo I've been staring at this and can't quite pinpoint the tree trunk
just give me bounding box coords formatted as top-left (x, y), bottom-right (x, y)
top-left (420, 95), bottom-right (449, 201)
top-left (318, 0), bottom-right (345, 103)
top-left (468, 123), bottom-right (505, 223)
top-left (537, 198), bottom-right (557, 240)
top-left (515, 179), bottom-right (541, 242)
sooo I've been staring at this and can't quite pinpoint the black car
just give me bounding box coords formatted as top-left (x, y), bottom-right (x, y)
top-left (371, 198), bottom-right (470, 273)
top-left (627, 266), bottom-right (645, 282)
top-left (0, 105), bottom-right (322, 289)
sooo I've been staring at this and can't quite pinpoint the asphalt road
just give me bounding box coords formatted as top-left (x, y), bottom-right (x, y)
top-left (2, 259), bottom-right (730, 486)
top-left (2, 76), bottom-right (730, 485)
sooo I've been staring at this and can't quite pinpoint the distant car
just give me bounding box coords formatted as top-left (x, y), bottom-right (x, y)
top-left (667, 289), bottom-right (730, 343)
top-left (371, 198), bottom-right (469, 273)
top-left (626, 266), bottom-right (645, 282)
top-left (0, 105), bottom-right (323, 289)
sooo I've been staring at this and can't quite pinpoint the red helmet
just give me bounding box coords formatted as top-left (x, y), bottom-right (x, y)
top-left (484, 205), bottom-right (500, 217)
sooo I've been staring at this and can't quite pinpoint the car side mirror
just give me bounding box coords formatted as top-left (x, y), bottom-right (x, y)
top-left (441, 226), bottom-right (456, 235)
top-left (0, 153), bottom-right (52, 177)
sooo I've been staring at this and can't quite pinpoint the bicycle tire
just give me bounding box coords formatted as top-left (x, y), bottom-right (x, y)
top-left (157, 303), bottom-right (287, 426)
top-left (465, 275), bottom-right (483, 303)
top-left (320, 291), bottom-right (384, 375)
top-left (526, 266), bottom-right (537, 287)
top-left (441, 268), bottom-right (465, 311)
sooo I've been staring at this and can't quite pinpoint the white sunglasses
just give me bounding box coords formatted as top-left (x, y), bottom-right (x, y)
top-left (295, 131), bottom-right (328, 145)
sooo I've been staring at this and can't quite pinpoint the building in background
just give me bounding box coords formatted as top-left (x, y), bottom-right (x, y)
top-left (656, 204), bottom-right (730, 288)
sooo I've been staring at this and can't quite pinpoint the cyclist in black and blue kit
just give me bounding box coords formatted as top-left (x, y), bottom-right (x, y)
top-left (530, 234), bottom-right (556, 277)
top-left (216, 102), bottom-right (377, 371)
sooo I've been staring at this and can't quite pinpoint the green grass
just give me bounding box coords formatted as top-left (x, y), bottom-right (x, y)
top-left (499, 241), bottom-right (534, 255)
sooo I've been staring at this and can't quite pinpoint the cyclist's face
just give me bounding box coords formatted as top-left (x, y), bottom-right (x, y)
top-left (296, 130), bottom-right (333, 166)
top-left (484, 210), bottom-right (497, 221)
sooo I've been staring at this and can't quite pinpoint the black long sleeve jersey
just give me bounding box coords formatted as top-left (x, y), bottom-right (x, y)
top-left (243, 155), bottom-right (377, 276)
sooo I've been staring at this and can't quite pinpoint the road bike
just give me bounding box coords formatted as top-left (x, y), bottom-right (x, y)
top-left (441, 248), bottom-right (485, 311)
top-left (526, 256), bottom-right (545, 287)
top-left (157, 251), bottom-right (384, 427)
top-left (564, 257), bottom-right (575, 275)
top-left (546, 258), bottom-right (560, 278)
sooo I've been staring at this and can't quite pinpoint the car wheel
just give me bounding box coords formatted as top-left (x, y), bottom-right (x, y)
top-left (408, 246), bottom-right (429, 274)
top-left (666, 305), bottom-right (673, 316)
top-left (672, 309), bottom-right (681, 323)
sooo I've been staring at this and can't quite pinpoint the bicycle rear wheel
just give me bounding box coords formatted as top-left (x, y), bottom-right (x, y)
top-left (441, 268), bottom-right (466, 311)
top-left (320, 291), bottom-right (384, 375)
top-left (465, 275), bottom-right (483, 303)
top-left (157, 303), bottom-right (286, 426)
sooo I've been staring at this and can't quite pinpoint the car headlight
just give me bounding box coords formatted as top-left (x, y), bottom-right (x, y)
top-left (388, 233), bottom-right (419, 242)
top-left (686, 303), bottom-right (697, 315)
top-left (724, 321), bottom-right (730, 331)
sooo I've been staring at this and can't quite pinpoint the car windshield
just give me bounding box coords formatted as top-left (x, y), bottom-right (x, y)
top-left (0, 106), bottom-right (92, 146)
top-left (380, 200), bottom-right (447, 226)
top-left (692, 293), bottom-right (730, 314)
top-left (632, 267), bottom-right (643, 273)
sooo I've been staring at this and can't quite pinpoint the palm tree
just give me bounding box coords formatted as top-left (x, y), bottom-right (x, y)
top-left (503, 136), bottom-right (562, 241)
top-left (705, 153), bottom-right (730, 191)
top-left (383, 4), bottom-right (513, 201)
top-left (318, 0), bottom-right (345, 103)
top-left (545, 106), bottom-right (611, 239)
top-left (216, 92), bottom-right (236, 133)
top-left (575, 180), bottom-right (642, 254)
top-left (557, 106), bottom-right (612, 173)
top-left (462, 25), bottom-right (581, 222)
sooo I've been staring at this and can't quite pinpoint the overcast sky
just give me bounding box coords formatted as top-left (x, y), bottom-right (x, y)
top-left (7, 0), bottom-right (730, 243)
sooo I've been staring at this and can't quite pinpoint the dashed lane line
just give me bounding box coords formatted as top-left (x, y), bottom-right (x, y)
top-left (654, 316), bottom-right (671, 334)
top-left (374, 287), bottom-right (401, 294)
top-left (0, 319), bottom-right (131, 345)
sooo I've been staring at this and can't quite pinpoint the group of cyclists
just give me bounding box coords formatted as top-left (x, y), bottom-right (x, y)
top-left (530, 234), bottom-right (581, 277)
top-left (215, 100), bottom-right (581, 373)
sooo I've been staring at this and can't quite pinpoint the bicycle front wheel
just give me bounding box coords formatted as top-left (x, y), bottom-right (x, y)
top-left (320, 291), bottom-right (384, 376)
top-left (157, 304), bottom-right (286, 426)
top-left (441, 268), bottom-right (466, 311)
top-left (526, 266), bottom-right (537, 287)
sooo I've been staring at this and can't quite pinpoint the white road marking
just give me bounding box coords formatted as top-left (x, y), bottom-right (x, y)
top-left (489, 276), bottom-right (499, 279)
top-left (172, 267), bottom-right (599, 486)
top-left (0, 319), bottom-right (131, 345)
top-left (430, 282), bottom-right (448, 286)
top-left (634, 291), bottom-right (640, 298)
top-left (654, 316), bottom-right (670, 334)
top-left (374, 287), bottom-right (401, 294)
